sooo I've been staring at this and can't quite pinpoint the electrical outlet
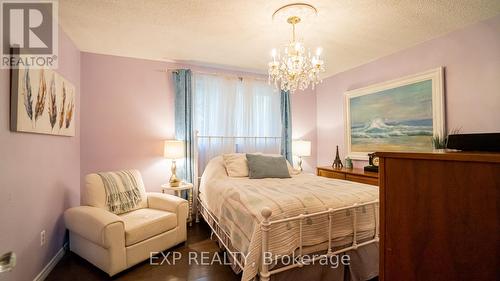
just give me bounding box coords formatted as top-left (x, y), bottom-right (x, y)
top-left (40, 230), bottom-right (46, 246)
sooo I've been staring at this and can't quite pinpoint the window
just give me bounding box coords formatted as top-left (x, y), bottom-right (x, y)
top-left (193, 73), bottom-right (281, 165)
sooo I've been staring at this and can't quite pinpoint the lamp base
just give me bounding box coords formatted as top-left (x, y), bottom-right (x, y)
top-left (297, 156), bottom-right (303, 172)
top-left (169, 178), bottom-right (181, 187)
top-left (169, 160), bottom-right (181, 187)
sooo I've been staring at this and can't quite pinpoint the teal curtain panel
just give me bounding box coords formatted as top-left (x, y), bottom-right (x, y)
top-left (280, 90), bottom-right (293, 163)
top-left (173, 69), bottom-right (194, 187)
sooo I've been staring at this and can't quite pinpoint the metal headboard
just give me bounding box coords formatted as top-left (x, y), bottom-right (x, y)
top-left (192, 131), bottom-right (281, 218)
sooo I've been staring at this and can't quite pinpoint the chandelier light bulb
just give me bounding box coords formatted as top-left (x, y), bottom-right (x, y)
top-left (271, 48), bottom-right (277, 58)
top-left (316, 47), bottom-right (322, 57)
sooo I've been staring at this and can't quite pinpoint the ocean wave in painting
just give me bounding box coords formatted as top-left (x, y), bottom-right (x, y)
top-left (352, 118), bottom-right (432, 138)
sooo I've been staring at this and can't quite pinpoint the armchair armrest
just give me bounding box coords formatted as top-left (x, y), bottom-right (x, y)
top-left (147, 192), bottom-right (188, 215)
top-left (147, 192), bottom-right (189, 244)
top-left (64, 206), bottom-right (124, 248)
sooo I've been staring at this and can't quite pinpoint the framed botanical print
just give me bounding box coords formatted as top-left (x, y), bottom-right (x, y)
top-left (345, 67), bottom-right (445, 160)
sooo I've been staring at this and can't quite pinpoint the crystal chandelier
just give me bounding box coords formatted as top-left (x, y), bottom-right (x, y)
top-left (268, 4), bottom-right (325, 93)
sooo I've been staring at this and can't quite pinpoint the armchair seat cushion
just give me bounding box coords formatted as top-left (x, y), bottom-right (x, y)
top-left (120, 208), bottom-right (177, 246)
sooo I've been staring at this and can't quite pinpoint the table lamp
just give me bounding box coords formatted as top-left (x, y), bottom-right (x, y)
top-left (292, 140), bottom-right (311, 172)
top-left (164, 140), bottom-right (184, 187)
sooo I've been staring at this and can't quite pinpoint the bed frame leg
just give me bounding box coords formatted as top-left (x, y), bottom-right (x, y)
top-left (260, 207), bottom-right (272, 281)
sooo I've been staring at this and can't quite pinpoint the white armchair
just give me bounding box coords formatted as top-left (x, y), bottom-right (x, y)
top-left (64, 170), bottom-right (188, 276)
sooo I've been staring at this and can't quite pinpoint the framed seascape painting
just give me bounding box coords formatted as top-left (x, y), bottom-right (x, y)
top-left (10, 68), bottom-right (76, 137)
top-left (345, 67), bottom-right (445, 160)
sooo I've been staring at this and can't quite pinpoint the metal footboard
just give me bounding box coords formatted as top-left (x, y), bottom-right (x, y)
top-left (259, 200), bottom-right (379, 280)
top-left (197, 196), bottom-right (379, 280)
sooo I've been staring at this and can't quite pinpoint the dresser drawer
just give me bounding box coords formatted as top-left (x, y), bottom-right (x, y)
top-left (346, 174), bottom-right (378, 186)
top-left (318, 169), bottom-right (346, 180)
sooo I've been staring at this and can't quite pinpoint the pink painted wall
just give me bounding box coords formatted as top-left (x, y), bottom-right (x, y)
top-left (291, 88), bottom-right (317, 172)
top-left (0, 28), bottom-right (80, 281)
top-left (80, 53), bottom-right (174, 193)
top-left (316, 15), bottom-right (500, 167)
top-left (80, 53), bottom-right (316, 190)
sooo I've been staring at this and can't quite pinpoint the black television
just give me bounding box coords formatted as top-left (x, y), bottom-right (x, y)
top-left (446, 133), bottom-right (500, 152)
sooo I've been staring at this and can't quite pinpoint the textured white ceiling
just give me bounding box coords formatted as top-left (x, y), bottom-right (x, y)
top-left (59, 0), bottom-right (500, 77)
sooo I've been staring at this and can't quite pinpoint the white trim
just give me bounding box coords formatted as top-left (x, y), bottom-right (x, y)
top-left (33, 243), bottom-right (67, 281)
top-left (344, 67), bottom-right (445, 160)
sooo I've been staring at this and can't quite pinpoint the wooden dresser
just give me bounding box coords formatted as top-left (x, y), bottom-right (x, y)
top-left (378, 151), bottom-right (500, 281)
top-left (317, 166), bottom-right (379, 186)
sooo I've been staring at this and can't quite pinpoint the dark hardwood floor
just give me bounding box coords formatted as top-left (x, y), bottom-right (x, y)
top-left (47, 222), bottom-right (379, 281)
top-left (47, 222), bottom-right (240, 281)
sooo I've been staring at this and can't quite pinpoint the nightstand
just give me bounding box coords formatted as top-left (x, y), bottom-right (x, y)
top-left (161, 182), bottom-right (194, 226)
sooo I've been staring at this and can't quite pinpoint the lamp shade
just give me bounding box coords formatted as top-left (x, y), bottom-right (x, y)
top-left (292, 140), bottom-right (311, 157)
top-left (164, 140), bottom-right (184, 159)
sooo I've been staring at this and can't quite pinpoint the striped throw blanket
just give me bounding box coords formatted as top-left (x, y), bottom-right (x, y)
top-left (97, 170), bottom-right (142, 214)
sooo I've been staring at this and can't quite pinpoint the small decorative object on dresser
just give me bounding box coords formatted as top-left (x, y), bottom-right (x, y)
top-left (345, 157), bottom-right (353, 169)
top-left (431, 127), bottom-right (461, 149)
top-left (332, 145), bottom-right (343, 168)
top-left (162, 182), bottom-right (194, 226)
top-left (164, 140), bottom-right (185, 187)
top-left (364, 152), bottom-right (379, 172)
top-left (317, 166), bottom-right (378, 186)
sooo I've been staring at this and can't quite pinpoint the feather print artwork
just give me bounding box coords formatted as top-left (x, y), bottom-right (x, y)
top-left (12, 68), bottom-right (76, 136)
top-left (48, 73), bottom-right (57, 129)
top-left (59, 83), bottom-right (66, 130)
top-left (22, 68), bottom-right (33, 120)
top-left (65, 94), bottom-right (74, 129)
top-left (34, 69), bottom-right (47, 122)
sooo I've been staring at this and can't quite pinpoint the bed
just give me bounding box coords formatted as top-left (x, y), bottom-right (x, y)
top-left (195, 153), bottom-right (379, 281)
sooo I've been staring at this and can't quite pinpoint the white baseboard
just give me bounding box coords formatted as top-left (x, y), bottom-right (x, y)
top-left (33, 243), bottom-right (67, 281)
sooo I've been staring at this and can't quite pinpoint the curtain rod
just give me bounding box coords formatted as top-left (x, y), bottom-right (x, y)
top-left (168, 68), bottom-right (268, 82)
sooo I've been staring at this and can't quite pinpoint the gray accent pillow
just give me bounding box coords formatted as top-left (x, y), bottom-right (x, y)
top-left (246, 154), bottom-right (291, 179)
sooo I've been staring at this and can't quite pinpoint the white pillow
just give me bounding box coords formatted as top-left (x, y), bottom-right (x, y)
top-left (223, 153), bottom-right (249, 177)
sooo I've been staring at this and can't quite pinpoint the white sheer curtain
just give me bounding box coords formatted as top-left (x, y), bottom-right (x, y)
top-left (193, 73), bottom-right (281, 169)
